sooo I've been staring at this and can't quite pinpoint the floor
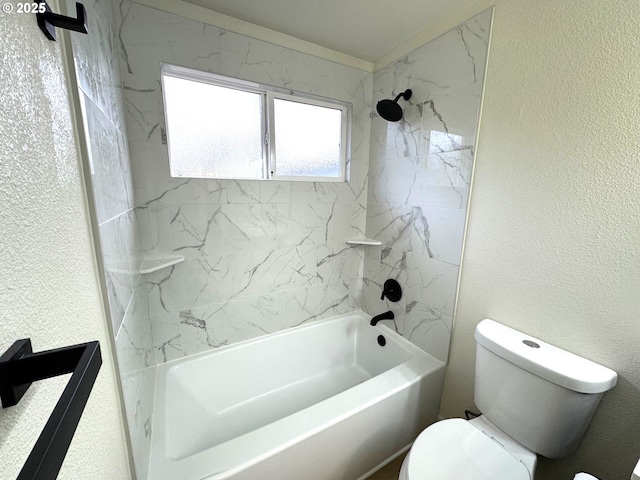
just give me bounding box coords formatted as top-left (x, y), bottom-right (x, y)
top-left (364, 453), bottom-right (406, 480)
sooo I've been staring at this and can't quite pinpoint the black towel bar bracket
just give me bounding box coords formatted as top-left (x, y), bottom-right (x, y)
top-left (36, 1), bottom-right (88, 41)
top-left (0, 339), bottom-right (102, 480)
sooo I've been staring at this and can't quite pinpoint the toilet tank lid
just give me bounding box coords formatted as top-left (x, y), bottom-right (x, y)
top-left (475, 319), bottom-right (617, 394)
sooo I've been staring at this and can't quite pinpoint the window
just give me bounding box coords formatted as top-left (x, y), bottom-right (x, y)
top-left (161, 64), bottom-right (350, 182)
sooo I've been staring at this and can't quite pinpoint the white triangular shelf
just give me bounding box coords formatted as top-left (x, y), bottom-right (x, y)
top-left (345, 238), bottom-right (382, 246)
top-left (140, 255), bottom-right (185, 274)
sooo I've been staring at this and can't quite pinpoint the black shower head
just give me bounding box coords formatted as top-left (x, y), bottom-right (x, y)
top-left (376, 89), bottom-right (412, 122)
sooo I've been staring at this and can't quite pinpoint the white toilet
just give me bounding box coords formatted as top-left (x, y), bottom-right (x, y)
top-left (400, 319), bottom-right (618, 480)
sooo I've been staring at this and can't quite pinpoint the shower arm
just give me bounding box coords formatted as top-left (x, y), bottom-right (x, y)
top-left (393, 92), bottom-right (407, 102)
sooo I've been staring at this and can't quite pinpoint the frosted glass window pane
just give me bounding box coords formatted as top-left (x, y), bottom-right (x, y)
top-left (273, 98), bottom-right (342, 178)
top-left (164, 75), bottom-right (263, 179)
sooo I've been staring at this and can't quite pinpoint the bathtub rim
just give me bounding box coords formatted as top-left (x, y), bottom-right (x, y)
top-left (155, 309), bottom-right (428, 374)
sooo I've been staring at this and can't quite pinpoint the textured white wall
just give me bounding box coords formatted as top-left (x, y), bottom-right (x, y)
top-left (0, 7), bottom-right (130, 480)
top-left (440, 0), bottom-right (640, 479)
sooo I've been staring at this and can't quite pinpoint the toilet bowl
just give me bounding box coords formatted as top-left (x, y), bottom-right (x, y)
top-left (399, 319), bottom-right (617, 480)
top-left (399, 417), bottom-right (535, 479)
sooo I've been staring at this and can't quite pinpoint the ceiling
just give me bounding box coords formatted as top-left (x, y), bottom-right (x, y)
top-left (180, 0), bottom-right (479, 64)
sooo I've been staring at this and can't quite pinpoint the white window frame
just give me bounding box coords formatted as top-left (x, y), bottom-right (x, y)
top-left (161, 63), bottom-right (350, 182)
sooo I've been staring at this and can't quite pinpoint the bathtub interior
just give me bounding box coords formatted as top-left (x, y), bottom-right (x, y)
top-left (163, 313), bottom-right (413, 460)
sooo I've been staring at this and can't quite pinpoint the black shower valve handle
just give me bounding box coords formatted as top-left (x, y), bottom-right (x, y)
top-left (380, 279), bottom-right (402, 302)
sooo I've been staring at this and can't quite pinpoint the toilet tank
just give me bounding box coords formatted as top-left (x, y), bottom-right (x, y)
top-left (474, 319), bottom-right (617, 459)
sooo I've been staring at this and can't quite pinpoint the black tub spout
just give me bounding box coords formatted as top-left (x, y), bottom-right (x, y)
top-left (370, 311), bottom-right (394, 326)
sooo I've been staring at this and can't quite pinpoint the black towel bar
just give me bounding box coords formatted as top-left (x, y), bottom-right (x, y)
top-left (0, 339), bottom-right (102, 480)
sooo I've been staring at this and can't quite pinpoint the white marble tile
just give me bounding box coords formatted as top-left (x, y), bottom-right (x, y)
top-left (120, 373), bottom-right (143, 477)
top-left (378, 247), bottom-right (410, 286)
top-left (403, 301), bottom-right (453, 362)
top-left (219, 31), bottom-right (300, 90)
top-left (421, 85), bottom-right (483, 153)
top-left (317, 244), bottom-right (362, 286)
top-left (383, 103), bottom-right (428, 160)
top-left (419, 207), bottom-right (467, 265)
top-left (81, 93), bottom-right (134, 225)
top-left (332, 202), bottom-right (357, 243)
top-left (349, 200), bottom-right (368, 240)
top-left (362, 258), bottom-right (455, 341)
top-left (150, 312), bottom-right (183, 364)
top-left (73, 2), bottom-right (153, 478)
top-left (363, 245), bottom-right (383, 280)
top-left (398, 12), bottom-right (491, 98)
top-left (232, 246), bottom-right (318, 299)
top-left (368, 149), bottom-right (474, 209)
top-left (122, 84), bottom-right (165, 145)
top-left (179, 295), bottom-right (278, 355)
top-left (100, 208), bottom-right (141, 332)
top-left (258, 180), bottom-right (292, 204)
top-left (277, 282), bottom-right (350, 329)
top-left (69, 0), bottom-right (121, 125)
top-left (276, 203), bottom-right (334, 248)
top-left (119, 2), bottom-right (222, 144)
top-left (136, 204), bottom-right (172, 255)
top-left (372, 85), bottom-right (481, 164)
top-left (164, 204), bottom-right (218, 254)
top-left (368, 156), bottom-right (421, 206)
top-left (403, 253), bottom-right (460, 317)
top-left (144, 255), bottom-right (233, 317)
top-left (219, 30), bottom-right (369, 104)
top-left (347, 276), bottom-right (365, 311)
top-left (120, 370), bottom-right (139, 431)
top-left (133, 367), bottom-right (155, 480)
top-left (420, 149), bottom-right (474, 189)
top-left (167, 203), bottom-right (277, 254)
top-left (125, 3), bottom-right (222, 77)
top-left (225, 180), bottom-right (262, 204)
top-left (366, 203), bottom-right (440, 256)
top-left (179, 309), bottom-right (224, 355)
top-left (456, 9), bottom-right (493, 85)
top-left (366, 203), bottom-right (465, 264)
top-left (414, 185), bottom-right (470, 210)
top-left (362, 8), bottom-right (490, 361)
top-left (216, 203), bottom-right (279, 252)
top-left (115, 286), bottom-right (153, 375)
top-left (130, 143), bottom-right (228, 207)
top-left (120, 365), bottom-right (156, 480)
top-left (359, 277), bottom-right (383, 315)
top-left (286, 181), bottom-right (340, 204)
top-left (406, 204), bottom-right (440, 259)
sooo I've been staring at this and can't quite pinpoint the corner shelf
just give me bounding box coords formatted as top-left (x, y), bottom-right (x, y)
top-left (345, 238), bottom-right (382, 246)
top-left (140, 255), bottom-right (184, 274)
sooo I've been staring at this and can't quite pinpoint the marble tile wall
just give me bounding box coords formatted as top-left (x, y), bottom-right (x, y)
top-left (69, 0), bottom-right (154, 478)
top-left (74, 2), bottom-right (490, 477)
top-left (116, 1), bottom-right (373, 363)
top-left (361, 10), bottom-right (492, 362)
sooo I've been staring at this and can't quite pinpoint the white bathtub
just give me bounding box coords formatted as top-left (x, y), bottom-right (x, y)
top-left (148, 310), bottom-right (446, 480)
